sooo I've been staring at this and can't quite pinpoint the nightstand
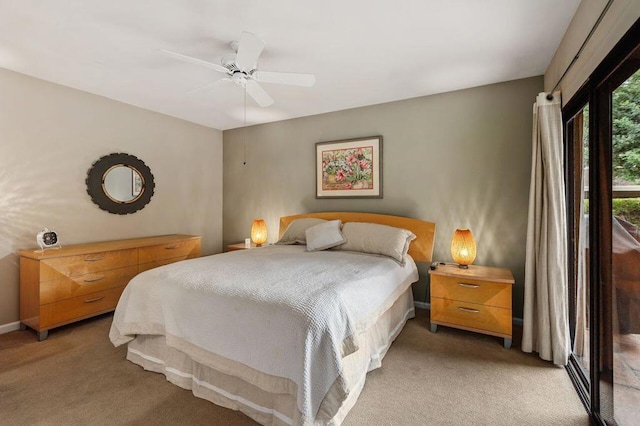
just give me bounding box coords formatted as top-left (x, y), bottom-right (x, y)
top-left (428, 264), bottom-right (514, 348)
top-left (226, 242), bottom-right (260, 251)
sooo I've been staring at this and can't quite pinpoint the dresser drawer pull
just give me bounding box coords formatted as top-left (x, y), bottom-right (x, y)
top-left (458, 283), bottom-right (480, 289)
top-left (83, 276), bottom-right (105, 283)
top-left (84, 256), bottom-right (105, 262)
top-left (164, 245), bottom-right (181, 250)
top-left (84, 296), bottom-right (105, 303)
top-left (458, 307), bottom-right (480, 314)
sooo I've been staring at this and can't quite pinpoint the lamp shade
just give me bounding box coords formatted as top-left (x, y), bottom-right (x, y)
top-left (450, 228), bottom-right (476, 268)
top-left (251, 219), bottom-right (268, 246)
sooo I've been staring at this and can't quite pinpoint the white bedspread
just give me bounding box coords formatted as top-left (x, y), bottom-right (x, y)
top-left (109, 245), bottom-right (418, 422)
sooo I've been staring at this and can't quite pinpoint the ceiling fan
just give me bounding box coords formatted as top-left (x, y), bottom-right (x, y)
top-left (163, 32), bottom-right (316, 107)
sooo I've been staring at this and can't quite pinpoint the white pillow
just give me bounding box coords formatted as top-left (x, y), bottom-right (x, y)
top-left (305, 220), bottom-right (347, 251)
top-left (275, 218), bottom-right (327, 245)
top-left (337, 222), bottom-right (416, 264)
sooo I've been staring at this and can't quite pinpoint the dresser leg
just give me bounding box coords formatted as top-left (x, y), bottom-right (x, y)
top-left (430, 323), bottom-right (438, 333)
top-left (19, 322), bottom-right (27, 331)
top-left (38, 330), bottom-right (49, 341)
top-left (503, 338), bottom-right (512, 349)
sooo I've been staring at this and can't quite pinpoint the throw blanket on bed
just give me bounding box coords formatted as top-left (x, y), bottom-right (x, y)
top-left (109, 245), bottom-right (418, 422)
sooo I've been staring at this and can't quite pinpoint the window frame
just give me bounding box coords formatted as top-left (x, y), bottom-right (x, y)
top-left (562, 18), bottom-right (640, 426)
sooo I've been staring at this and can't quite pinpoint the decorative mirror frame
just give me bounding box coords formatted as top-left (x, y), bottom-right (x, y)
top-left (86, 153), bottom-right (155, 215)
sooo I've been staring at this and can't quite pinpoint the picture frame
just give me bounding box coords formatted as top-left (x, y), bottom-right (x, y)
top-left (131, 169), bottom-right (143, 197)
top-left (316, 136), bottom-right (382, 198)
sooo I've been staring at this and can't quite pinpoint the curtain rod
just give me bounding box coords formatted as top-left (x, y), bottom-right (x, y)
top-left (546, 0), bottom-right (615, 100)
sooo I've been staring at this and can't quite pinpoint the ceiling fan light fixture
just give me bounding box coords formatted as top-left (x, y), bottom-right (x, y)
top-left (164, 31), bottom-right (315, 109)
top-left (231, 72), bottom-right (248, 85)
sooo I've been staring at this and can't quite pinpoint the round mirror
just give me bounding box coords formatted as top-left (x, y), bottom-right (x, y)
top-left (86, 153), bottom-right (155, 215)
top-left (102, 165), bottom-right (144, 203)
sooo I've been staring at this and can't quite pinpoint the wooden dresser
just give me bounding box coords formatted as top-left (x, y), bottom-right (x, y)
top-left (429, 264), bottom-right (514, 348)
top-left (19, 234), bottom-right (201, 341)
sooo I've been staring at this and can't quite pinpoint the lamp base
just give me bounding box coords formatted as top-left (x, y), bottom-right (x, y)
top-left (255, 243), bottom-right (263, 247)
top-left (457, 264), bottom-right (469, 269)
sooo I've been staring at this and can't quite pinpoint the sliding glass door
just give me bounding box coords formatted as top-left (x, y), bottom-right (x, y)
top-left (564, 21), bottom-right (640, 426)
top-left (609, 67), bottom-right (640, 426)
top-left (566, 102), bottom-right (591, 396)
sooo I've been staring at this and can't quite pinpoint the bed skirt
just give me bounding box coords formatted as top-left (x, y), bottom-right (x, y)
top-left (125, 288), bottom-right (415, 425)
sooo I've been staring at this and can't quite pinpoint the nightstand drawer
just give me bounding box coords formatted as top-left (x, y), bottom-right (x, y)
top-left (431, 275), bottom-right (511, 309)
top-left (138, 239), bottom-right (201, 263)
top-left (431, 298), bottom-right (512, 337)
top-left (40, 249), bottom-right (138, 281)
top-left (39, 265), bottom-right (137, 305)
top-left (40, 286), bottom-right (126, 329)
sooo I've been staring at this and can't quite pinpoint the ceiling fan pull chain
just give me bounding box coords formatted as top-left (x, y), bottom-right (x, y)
top-left (243, 85), bottom-right (247, 166)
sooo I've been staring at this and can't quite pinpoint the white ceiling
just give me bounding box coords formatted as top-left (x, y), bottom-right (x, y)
top-left (0, 0), bottom-right (581, 130)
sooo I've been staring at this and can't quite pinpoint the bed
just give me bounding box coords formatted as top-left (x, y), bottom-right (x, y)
top-left (109, 212), bottom-right (436, 425)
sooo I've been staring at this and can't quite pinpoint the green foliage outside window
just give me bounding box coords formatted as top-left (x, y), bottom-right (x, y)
top-left (583, 198), bottom-right (640, 227)
top-left (613, 198), bottom-right (640, 227)
top-left (581, 70), bottom-right (640, 228)
top-left (613, 70), bottom-right (640, 184)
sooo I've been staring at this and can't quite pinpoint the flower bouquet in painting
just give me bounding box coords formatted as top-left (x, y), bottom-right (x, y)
top-left (322, 147), bottom-right (373, 191)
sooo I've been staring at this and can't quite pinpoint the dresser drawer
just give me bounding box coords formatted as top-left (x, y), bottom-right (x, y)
top-left (40, 286), bottom-right (125, 329)
top-left (138, 256), bottom-right (196, 273)
top-left (430, 297), bottom-right (512, 337)
top-left (40, 248), bottom-right (138, 281)
top-left (138, 238), bottom-right (200, 263)
top-left (40, 265), bottom-right (137, 305)
top-left (431, 275), bottom-right (511, 309)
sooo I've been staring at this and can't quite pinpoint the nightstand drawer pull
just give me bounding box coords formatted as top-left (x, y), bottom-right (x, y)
top-left (83, 276), bottom-right (105, 283)
top-left (164, 245), bottom-right (181, 250)
top-left (458, 307), bottom-right (480, 314)
top-left (84, 296), bottom-right (105, 303)
top-left (84, 256), bottom-right (105, 262)
top-left (458, 282), bottom-right (480, 289)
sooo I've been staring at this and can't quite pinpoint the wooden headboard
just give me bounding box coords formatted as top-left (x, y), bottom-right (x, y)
top-left (279, 212), bottom-right (436, 263)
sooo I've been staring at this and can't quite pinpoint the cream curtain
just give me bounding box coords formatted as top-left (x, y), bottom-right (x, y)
top-left (522, 92), bottom-right (570, 366)
top-left (574, 113), bottom-right (588, 359)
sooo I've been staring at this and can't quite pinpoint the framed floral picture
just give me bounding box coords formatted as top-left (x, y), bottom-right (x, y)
top-left (316, 136), bottom-right (382, 198)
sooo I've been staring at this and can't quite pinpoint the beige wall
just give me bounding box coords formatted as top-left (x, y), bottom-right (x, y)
top-left (223, 76), bottom-right (543, 318)
top-left (0, 68), bottom-right (223, 327)
top-left (545, 0), bottom-right (640, 103)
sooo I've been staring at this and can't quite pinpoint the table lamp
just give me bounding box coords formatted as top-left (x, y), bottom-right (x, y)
top-left (251, 219), bottom-right (268, 247)
top-left (451, 228), bottom-right (476, 268)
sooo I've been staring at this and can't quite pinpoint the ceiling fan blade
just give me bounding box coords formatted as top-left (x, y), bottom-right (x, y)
top-left (253, 71), bottom-right (316, 87)
top-left (162, 49), bottom-right (229, 74)
top-left (235, 32), bottom-right (265, 71)
top-left (245, 80), bottom-right (274, 107)
top-left (186, 78), bottom-right (230, 94)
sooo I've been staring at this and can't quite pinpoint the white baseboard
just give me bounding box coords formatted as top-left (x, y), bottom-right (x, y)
top-left (414, 301), bottom-right (523, 326)
top-left (414, 301), bottom-right (430, 310)
top-left (0, 321), bottom-right (21, 335)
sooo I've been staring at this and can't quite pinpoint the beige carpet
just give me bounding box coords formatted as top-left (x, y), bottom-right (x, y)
top-left (0, 309), bottom-right (589, 425)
